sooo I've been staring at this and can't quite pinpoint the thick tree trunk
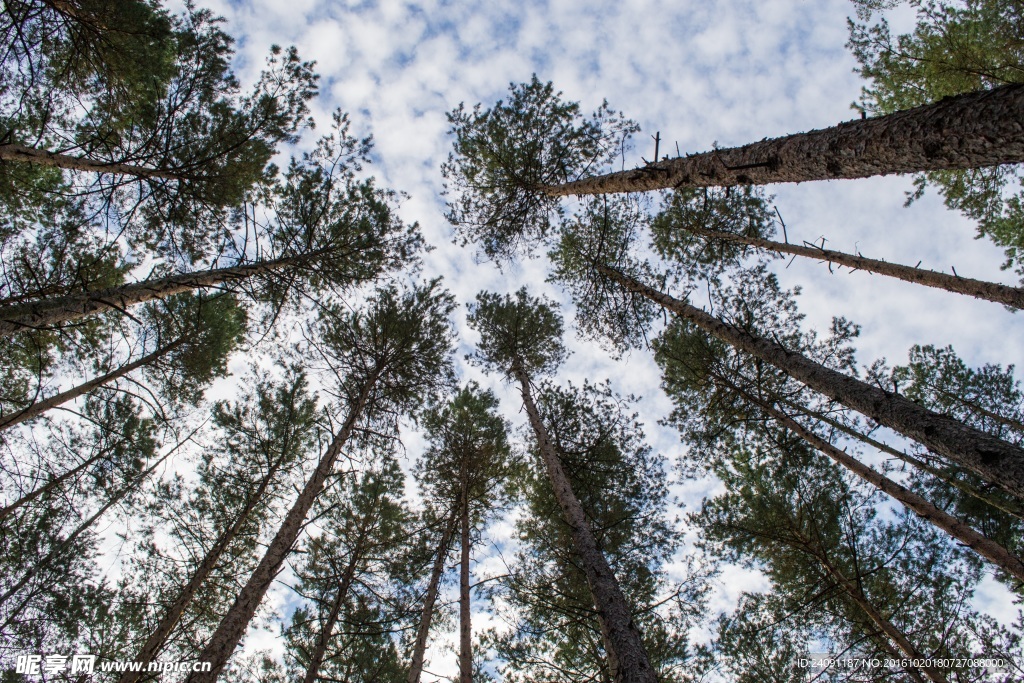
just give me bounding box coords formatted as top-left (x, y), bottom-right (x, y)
top-left (0, 250), bottom-right (324, 338)
top-left (300, 538), bottom-right (364, 683)
top-left (0, 143), bottom-right (182, 180)
top-left (511, 363), bottom-right (657, 683)
top-left (407, 511), bottom-right (458, 683)
top-left (544, 84), bottom-right (1024, 196)
top-left (0, 447), bottom-right (173, 611)
top-left (684, 225), bottom-right (1024, 309)
top-left (598, 264), bottom-right (1024, 499)
top-left (120, 458), bottom-right (289, 683)
top-left (187, 377), bottom-right (377, 683)
top-left (727, 377), bottom-right (1024, 582)
top-left (459, 484), bottom-right (472, 683)
top-left (809, 548), bottom-right (949, 683)
top-left (0, 336), bottom-right (187, 432)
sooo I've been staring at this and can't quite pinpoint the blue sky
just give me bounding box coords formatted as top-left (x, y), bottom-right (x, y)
top-left (164, 0), bottom-right (1024, 676)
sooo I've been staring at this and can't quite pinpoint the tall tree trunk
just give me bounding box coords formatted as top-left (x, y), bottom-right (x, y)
top-left (0, 335), bottom-right (188, 432)
top-left (0, 442), bottom-right (119, 522)
top-left (806, 543), bottom-right (950, 683)
top-left (0, 143), bottom-right (182, 180)
top-left (783, 398), bottom-right (1024, 522)
top-left (407, 511), bottom-right (458, 683)
top-left (544, 84), bottom-right (1024, 196)
top-left (300, 536), bottom-right (365, 683)
top-left (0, 250), bottom-right (327, 338)
top-left (722, 374), bottom-right (1024, 582)
top-left (119, 457), bottom-right (290, 683)
top-left (459, 480), bottom-right (472, 683)
top-left (682, 225), bottom-right (1024, 309)
top-left (0, 446), bottom-right (174, 611)
top-left (511, 363), bottom-right (657, 683)
top-left (598, 264), bottom-right (1024, 499)
top-left (187, 375), bottom-right (378, 683)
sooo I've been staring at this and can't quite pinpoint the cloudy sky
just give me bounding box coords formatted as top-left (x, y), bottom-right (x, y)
top-left (164, 0), bottom-right (1024, 675)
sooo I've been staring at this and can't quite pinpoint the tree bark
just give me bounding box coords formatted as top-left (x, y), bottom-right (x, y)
top-left (187, 376), bottom-right (377, 683)
top-left (598, 264), bottom-right (1024, 499)
top-left (459, 480), bottom-right (472, 683)
top-left (120, 455), bottom-right (290, 683)
top-left (511, 363), bottom-right (657, 683)
top-left (725, 377), bottom-right (1024, 582)
top-left (0, 250), bottom-right (325, 338)
top-left (0, 446), bottom-right (115, 523)
top-left (0, 335), bottom-right (188, 432)
top-left (407, 511), bottom-right (458, 683)
top-left (543, 84), bottom-right (1024, 196)
top-left (0, 143), bottom-right (182, 181)
top-left (683, 225), bottom-right (1024, 309)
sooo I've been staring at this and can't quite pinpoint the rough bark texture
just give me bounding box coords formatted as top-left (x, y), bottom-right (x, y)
top-left (689, 226), bottom-right (1024, 309)
top-left (187, 378), bottom-right (377, 683)
top-left (459, 484), bottom-right (472, 683)
top-left (0, 336), bottom-right (187, 432)
top-left (0, 251), bottom-right (322, 338)
top-left (599, 264), bottom-right (1024, 499)
top-left (730, 380), bottom-right (1024, 582)
top-left (120, 456), bottom-right (289, 683)
top-left (407, 512), bottom-right (458, 683)
top-left (0, 143), bottom-right (182, 180)
top-left (544, 84), bottom-right (1024, 196)
top-left (511, 364), bottom-right (657, 683)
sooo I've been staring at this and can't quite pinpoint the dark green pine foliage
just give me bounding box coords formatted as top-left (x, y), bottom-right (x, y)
top-left (443, 77), bottom-right (636, 262)
top-left (415, 382), bottom-right (513, 683)
top-left (490, 381), bottom-right (706, 683)
top-left (117, 364), bottom-right (319, 677)
top-left (283, 452), bottom-right (411, 683)
top-left (848, 0), bottom-right (1024, 274)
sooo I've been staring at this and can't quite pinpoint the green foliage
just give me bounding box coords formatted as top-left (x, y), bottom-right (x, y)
top-left (443, 76), bottom-right (637, 262)
top-left (467, 288), bottom-right (567, 378)
top-left (847, 0), bottom-right (1024, 273)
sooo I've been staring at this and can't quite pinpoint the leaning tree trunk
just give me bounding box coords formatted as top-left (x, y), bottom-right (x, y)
top-left (407, 511), bottom-right (458, 683)
top-left (459, 479), bottom-right (472, 683)
top-left (0, 442), bottom-right (120, 522)
top-left (0, 143), bottom-right (182, 180)
top-left (0, 249), bottom-right (327, 338)
top-left (544, 84), bottom-right (1024, 196)
top-left (598, 264), bottom-right (1024, 500)
top-left (722, 375), bottom-right (1024, 582)
top-left (806, 544), bottom-right (950, 683)
top-left (119, 456), bottom-right (291, 683)
top-left (187, 375), bottom-right (378, 683)
top-left (510, 362), bottom-right (657, 683)
top-left (300, 536), bottom-right (366, 683)
top-left (0, 335), bottom-right (188, 432)
top-left (684, 225), bottom-right (1024, 309)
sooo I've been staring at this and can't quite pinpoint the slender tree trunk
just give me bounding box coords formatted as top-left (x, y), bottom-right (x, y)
top-left (0, 336), bottom-right (188, 432)
top-left (187, 376), bottom-right (378, 683)
top-left (598, 264), bottom-right (1024, 499)
top-left (0, 143), bottom-right (182, 181)
top-left (544, 83), bottom-right (1024, 196)
top-left (683, 225), bottom-right (1024, 309)
top-left (725, 376), bottom-right (1024, 582)
top-left (808, 547), bottom-right (950, 683)
top-left (0, 445), bottom-right (115, 523)
top-left (784, 398), bottom-right (1024, 522)
top-left (407, 511), bottom-right (458, 683)
top-left (119, 462), bottom-right (287, 683)
top-left (510, 363), bottom-right (656, 683)
top-left (0, 250), bottom-right (326, 338)
top-left (459, 481), bottom-right (472, 683)
top-left (300, 538), bottom-right (365, 683)
top-left (0, 447), bottom-right (173, 610)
